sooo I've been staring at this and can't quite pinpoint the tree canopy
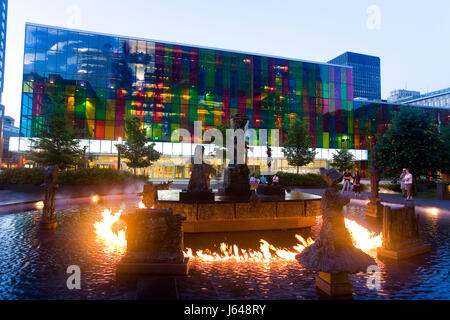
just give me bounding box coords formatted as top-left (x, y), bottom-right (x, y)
top-left (116, 114), bottom-right (161, 173)
top-left (330, 149), bottom-right (356, 173)
top-left (374, 107), bottom-right (441, 179)
top-left (30, 93), bottom-right (83, 170)
top-left (282, 118), bottom-right (316, 174)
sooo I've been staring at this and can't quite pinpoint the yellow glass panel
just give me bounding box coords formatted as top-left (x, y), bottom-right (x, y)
top-left (106, 99), bottom-right (116, 121)
top-left (323, 132), bottom-right (329, 148)
top-left (87, 119), bottom-right (95, 138)
top-left (24, 82), bottom-right (33, 93)
top-left (86, 98), bottom-right (96, 120)
top-left (105, 122), bottom-right (115, 140)
top-left (67, 97), bottom-right (75, 113)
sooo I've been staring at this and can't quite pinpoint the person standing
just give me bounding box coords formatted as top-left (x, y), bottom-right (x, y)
top-left (353, 169), bottom-right (361, 198)
top-left (404, 169), bottom-right (414, 201)
top-left (341, 169), bottom-right (352, 193)
top-left (400, 168), bottom-right (407, 197)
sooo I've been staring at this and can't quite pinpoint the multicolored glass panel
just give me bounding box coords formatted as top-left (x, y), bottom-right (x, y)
top-left (20, 24), bottom-right (449, 149)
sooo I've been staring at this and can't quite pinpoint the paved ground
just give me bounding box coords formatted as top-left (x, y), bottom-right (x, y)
top-left (293, 187), bottom-right (450, 212)
top-left (1, 180), bottom-right (449, 212)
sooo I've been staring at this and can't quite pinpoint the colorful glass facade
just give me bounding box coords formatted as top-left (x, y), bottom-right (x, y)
top-left (20, 24), bottom-right (449, 152)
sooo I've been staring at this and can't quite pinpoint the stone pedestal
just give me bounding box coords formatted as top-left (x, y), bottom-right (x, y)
top-left (377, 203), bottom-right (430, 260)
top-left (117, 208), bottom-right (190, 276)
top-left (366, 199), bottom-right (383, 218)
top-left (179, 191), bottom-right (215, 203)
top-left (39, 219), bottom-right (58, 230)
top-left (221, 164), bottom-right (252, 200)
top-left (316, 272), bottom-right (353, 297)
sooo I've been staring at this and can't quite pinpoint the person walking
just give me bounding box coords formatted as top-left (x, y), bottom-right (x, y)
top-left (341, 169), bottom-right (352, 193)
top-left (404, 169), bottom-right (414, 201)
top-left (400, 168), bottom-right (407, 197)
top-left (353, 169), bottom-right (361, 198)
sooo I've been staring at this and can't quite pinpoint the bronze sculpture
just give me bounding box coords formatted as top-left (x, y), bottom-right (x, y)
top-left (40, 166), bottom-right (59, 229)
top-left (296, 168), bottom-right (376, 296)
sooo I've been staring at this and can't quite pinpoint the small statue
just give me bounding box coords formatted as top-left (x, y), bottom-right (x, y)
top-left (297, 168), bottom-right (376, 274)
top-left (187, 146), bottom-right (213, 192)
top-left (139, 181), bottom-right (173, 209)
top-left (40, 165), bottom-right (59, 229)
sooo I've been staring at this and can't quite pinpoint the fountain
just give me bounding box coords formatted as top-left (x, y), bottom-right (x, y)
top-left (154, 114), bottom-right (321, 233)
top-left (40, 166), bottom-right (59, 229)
top-left (366, 149), bottom-right (383, 219)
top-left (296, 168), bottom-right (376, 297)
top-left (377, 202), bottom-right (431, 260)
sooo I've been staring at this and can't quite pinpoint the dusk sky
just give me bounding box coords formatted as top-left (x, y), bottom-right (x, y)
top-left (3, 0), bottom-right (450, 122)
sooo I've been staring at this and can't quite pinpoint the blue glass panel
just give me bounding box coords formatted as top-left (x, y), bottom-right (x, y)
top-left (25, 25), bottom-right (37, 49)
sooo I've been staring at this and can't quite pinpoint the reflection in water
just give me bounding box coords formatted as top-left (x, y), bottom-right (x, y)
top-left (0, 199), bottom-right (449, 300)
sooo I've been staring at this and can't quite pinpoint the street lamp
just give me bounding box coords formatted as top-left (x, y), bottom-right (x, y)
top-left (117, 137), bottom-right (122, 171)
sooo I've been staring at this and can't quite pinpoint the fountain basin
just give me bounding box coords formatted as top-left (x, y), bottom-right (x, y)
top-left (155, 190), bottom-right (321, 233)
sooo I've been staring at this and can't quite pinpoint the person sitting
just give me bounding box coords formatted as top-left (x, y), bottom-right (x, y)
top-left (272, 174), bottom-right (280, 185)
top-left (260, 175), bottom-right (268, 184)
top-left (250, 175), bottom-right (259, 190)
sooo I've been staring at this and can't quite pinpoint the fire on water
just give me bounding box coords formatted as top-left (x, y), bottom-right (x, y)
top-left (94, 209), bottom-right (382, 261)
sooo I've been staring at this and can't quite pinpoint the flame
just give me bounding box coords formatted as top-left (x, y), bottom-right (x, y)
top-left (93, 208), bottom-right (382, 261)
top-left (35, 201), bottom-right (45, 210)
top-left (94, 209), bottom-right (126, 248)
top-left (139, 201), bottom-right (147, 209)
top-left (92, 195), bottom-right (100, 204)
top-left (344, 219), bottom-right (382, 255)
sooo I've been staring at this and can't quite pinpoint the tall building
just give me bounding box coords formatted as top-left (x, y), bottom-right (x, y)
top-left (0, 0), bottom-right (7, 102)
top-left (15, 23), bottom-right (448, 178)
top-left (388, 89), bottom-right (420, 102)
top-left (394, 87), bottom-right (450, 108)
top-left (328, 52), bottom-right (381, 101)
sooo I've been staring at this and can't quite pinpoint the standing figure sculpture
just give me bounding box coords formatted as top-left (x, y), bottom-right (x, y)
top-left (40, 166), bottom-right (59, 229)
top-left (179, 145), bottom-right (215, 203)
top-left (296, 168), bottom-right (376, 297)
top-left (221, 114), bottom-right (252, 200)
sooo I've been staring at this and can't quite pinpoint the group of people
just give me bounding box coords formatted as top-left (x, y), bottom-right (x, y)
top-left (250, 174), bottom-right (279, 187)
top-left (399, 168), bottom-right (414, 201)
top-left (341, 168), bottom-right (362, 198)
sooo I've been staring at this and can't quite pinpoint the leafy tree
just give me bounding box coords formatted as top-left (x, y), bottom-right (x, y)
top-left (282, 118), bottom-right (316, 174)
top-left (116, 115), bottom-right (161, 174)
top-left (374, 107), bottom-right (441, 179)
top-left (30, 93), bottom-right (83, 170)
top-left (439, 126), bottom-right (450, 175)
top-left (331, 149), bottom-right (356, 173)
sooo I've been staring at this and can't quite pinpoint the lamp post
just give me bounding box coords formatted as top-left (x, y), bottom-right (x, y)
top-left (117, 137), bottom-right (122, 171)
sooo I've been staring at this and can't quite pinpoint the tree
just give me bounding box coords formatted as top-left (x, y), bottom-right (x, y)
top-left (331, 149), bottom-right (356, 173)
top-left (282, 118), bottom-right (316, 174)
top-left (30, 93), bottom-right (83, 170)
top-left (439, 126), bottom-right (450, 175)
top-left (374, 107), bottom-right (441, 179)
top-left (116, 115), bottom-right (161, 174)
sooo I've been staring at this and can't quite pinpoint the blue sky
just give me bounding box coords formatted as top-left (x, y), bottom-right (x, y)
top-left (3, 0), bottom-right (450, 122)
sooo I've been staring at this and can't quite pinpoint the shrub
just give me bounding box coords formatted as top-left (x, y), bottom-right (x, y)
top-left (380, 183), bottom-right (401, 193)
top-left (276, 172), bottom-right (326, 187)
top-left (0, 167), bottom-right (147, 185)
top-left (57, 168), bottom-right (148, 185)
top-left (0, 168), bottom-right (45, 185)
